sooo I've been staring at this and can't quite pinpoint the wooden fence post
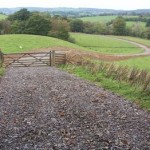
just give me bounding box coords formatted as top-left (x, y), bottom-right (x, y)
top-left (51, 50), bottom-right (55, 66)
top-left (49, 51), bottom-right (51, 66)
top-left (0, 50), bottom-right (4, 67)
top-left (64, 53), bottom-right (67, 64)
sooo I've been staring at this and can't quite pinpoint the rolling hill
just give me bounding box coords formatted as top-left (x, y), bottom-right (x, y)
top-left (0, 7), bottom-right (150, 16)
top-left (0, 34), bottom-right (86, 54)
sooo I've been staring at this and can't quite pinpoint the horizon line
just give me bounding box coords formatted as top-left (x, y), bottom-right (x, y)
top-left (0, 7), bottom-right (149, 11)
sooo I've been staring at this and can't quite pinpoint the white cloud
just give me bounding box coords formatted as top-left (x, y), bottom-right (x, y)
top-left (0, 0), bottom-right (149, 10)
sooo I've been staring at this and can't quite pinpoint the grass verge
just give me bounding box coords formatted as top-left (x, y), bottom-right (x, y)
top-left (59, 64), bottom-right (150, 111)
top-left (0, 67), bottom-right (5, 77)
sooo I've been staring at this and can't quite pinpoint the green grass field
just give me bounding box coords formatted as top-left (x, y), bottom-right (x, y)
top-left (126, 21), bottom-right (146, 27)
top-left (0, 34), bottom-right (149, 76)
top-left (78, 15), bottom-right (139, 23)
top-left (0, 34), bottom-right (88, 54)
top-left (79, 15), bottom-right (118, 23)
top-left (0, 34), bottom-right (143, 55)
top-left (0, 14), bottom-right (7, 20)
top-left (70, 33), bottom-right (143, 54)
top-left (112, 36), bottom-right (150, 47)
top-left (117, 56), bottom-right (150, 71)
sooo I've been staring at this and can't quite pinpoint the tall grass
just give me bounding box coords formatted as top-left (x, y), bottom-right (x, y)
top-left (80, 59), bottom-right (150, 94)
top-left (0, 67), bottom-right (5, 77)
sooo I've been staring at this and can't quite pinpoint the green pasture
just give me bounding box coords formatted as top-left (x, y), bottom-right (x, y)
top-left (112, 36), bottom-right (150, 47)
top-left (0, 34), bottom-right (87, 54)
top-left (78, 15), bottom-right (138, 23)
top-left (79, 15), bottom-right (118, 23)
top-left (117, 56), bottom-right (150, 71)
top-left (126, 21), bottom-right (146, 27)
top-left (0, 14), bottom-right (7, 20)
top-left (70, 33), bottom-right (143, 54)
top-left (0, 33), bottom-right (149, 72)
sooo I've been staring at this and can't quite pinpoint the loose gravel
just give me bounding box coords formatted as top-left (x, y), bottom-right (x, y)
top-left (0, 67), bottom-right (150, 149)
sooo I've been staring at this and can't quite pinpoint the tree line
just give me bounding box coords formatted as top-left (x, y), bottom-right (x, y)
top-left (0, 8), bottom-right (150, 41)
top-left (0, 9), bottom-right (71, 41)
top-left (70, 17), bottom-right (150, 39)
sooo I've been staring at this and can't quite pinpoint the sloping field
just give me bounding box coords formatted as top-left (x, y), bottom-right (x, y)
top-left (0, 34), bottom-right (87, 54)
top-left (70, 33), bottom-right (143, 54)
top-left (112, 36), bottom-right (150, 47)
top-left (0, 34), bottom-right (149, 72)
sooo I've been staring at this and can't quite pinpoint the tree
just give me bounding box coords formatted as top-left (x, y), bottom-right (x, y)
top-left (48, 18), bottom-right (70, 40)
top-left (0, 20), bottom-right (11, 34)
top-left (113, 16), bottom-right (126, 35)
top-left (25, 14), bottom-right (51, 35)
top-left (11, 20), bottom-right (26, 34)
top-left (130, 23), bottom-right (146, 38)
top-left (8, 8), bottom-right (31, 21)
top-left (106, 24), bottom-right (114, 35)
top-left (70, 19), bottom-right (84, 32)
top-left (93, 22), bottom-right (107, 34)
top-left (146, 19), bottom-right (150, 27)
top-left (146, 27), bottom-right (150, 39)
top-left (83, 21), bottom-right (95, 34)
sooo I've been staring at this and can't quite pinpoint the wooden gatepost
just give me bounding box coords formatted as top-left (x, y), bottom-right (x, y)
top-left (0, 49), bottom-right (4, 67)
top-left (50, 50), bottom-right (55, 66)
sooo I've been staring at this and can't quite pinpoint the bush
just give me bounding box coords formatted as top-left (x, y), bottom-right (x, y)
top-left (68, 36), bottom-right (75, 43)
top-left (146, 27), bottom-right (150, 39)
top-left (48, 19), bottom-right (70, 41)
top-left (70, 19), bottom-right (84, 32)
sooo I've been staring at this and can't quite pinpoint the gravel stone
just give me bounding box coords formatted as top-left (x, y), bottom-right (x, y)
top-left (0, 67), bottom-right (150, 149)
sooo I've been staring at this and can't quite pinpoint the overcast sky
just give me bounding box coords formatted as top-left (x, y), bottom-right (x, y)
top-left (0, 0), bottom-right (149, 10)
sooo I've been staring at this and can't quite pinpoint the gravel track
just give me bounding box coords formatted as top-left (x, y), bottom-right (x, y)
top-left (0, 67), bottom-right (150, 149)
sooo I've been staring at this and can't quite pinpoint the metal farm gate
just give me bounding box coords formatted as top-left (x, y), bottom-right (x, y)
top-left (0, 51), bottom-right (66, 67)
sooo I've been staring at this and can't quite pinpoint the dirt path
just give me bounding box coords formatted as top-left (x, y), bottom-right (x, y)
top-left (77, 36), bottom-right (150, 61)
top-left (107, 36), bottom-right (150, 56)
top-left (0, 67), bottom-right (150, 149)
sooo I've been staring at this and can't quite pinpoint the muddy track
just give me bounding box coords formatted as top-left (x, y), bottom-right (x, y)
top-left (0, 67), bottom-right (150, 149)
